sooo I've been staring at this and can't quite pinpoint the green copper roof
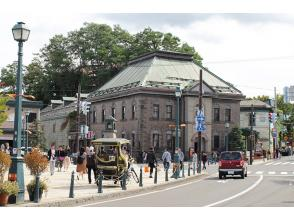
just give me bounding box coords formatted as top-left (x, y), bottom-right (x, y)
top-left (89, 51), bottom-right (242, 98)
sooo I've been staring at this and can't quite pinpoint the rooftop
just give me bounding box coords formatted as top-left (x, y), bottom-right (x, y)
top-left (240, 99), bottom-right (272, 109)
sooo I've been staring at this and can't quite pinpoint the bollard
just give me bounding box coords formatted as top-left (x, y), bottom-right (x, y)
top-left (69, 171), bottom-right (75, 198)
top-left (182, 163), bottom-right (185, 178)
top-left (139, 166), bottom-right (143, 187)
top-left (165, 168), bottom-right (168, 181)
top-left (193, 162), bottom-right (196, 175)
top-left (98, 171), bottom-right (103, 193)
top-left (121, 172), bottom-right (127, 190)
top-left (175, 165), bottom-right (178, 179)
top-left (34, 173), bottom-right (40, 203)
top-left (188, 163), bottom-right (191, 176)
top-left (154, 166), bottom-right (158, 184)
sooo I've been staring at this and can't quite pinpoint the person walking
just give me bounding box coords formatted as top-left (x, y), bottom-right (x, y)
top-left (146, 148), bottom-right (157, 178)
top-left (192, 151), bottom-right (197, 171)
top-left (48, 144), bottom-right (56, 176)
top-left (162, 149), bottom-right (171, 170)
top-left (86, 146), bottom-right (97, 184)
top-left (212, 151), bottom-right (217, 164)
top-left (63, 146), bottom-right (71, 172)
top-left (56, 146), bottom-right (65, 172)
top-left (202, 152), bottom-right (207, 170)
top-left (178, 148), bottom-right (184, 170)
top-left (76, 147), bottom-right (87, 180)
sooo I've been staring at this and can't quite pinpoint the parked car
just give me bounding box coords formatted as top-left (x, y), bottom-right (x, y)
top-left (218, 151), bottom-right (248, 179)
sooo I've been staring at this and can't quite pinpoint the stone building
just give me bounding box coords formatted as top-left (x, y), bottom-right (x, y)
top-left (87, 51), bottom-right (244, 159)
top-left (240, 99), bottom-right (273, 152)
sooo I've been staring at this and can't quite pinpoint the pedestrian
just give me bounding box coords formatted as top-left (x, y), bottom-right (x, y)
top-left (162, 148), bottom-right (171, 170)
top-left (192, 151), bottom-right (197, 170)
top-left (178, 148), bottom-right (184, 170)
top-left (63, 146), bottom-right (71, 172)
top-left (0, 144), bottom-right (5, 152)
top-left (86, 146), bottom-right (97, 184)
top-left (48, 144), bottom-right (56, 176)
top-left (5, 143), bottom-right (11, 155)
top-left (146, 148), bottom-right (157, 178)
top-left (275, 148), bottom-right (279, 159)
top-left (212, 151), bottom-right (217, 164)
top-left (267, 149), bottom-right (271, 160)
top-left (262, 149), bottom-right (266, 161)
top-left (143, 151), bottom-right (147, 163)
top-left (202, 152), bottom-right (207, 170)
top-left (76, 147), bottom-right (87, 180)
top-left (56, 146), bottom-right (65, 172)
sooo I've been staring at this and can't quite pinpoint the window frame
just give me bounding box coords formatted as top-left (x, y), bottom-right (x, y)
top-left (166, 105), bottom-right (172, 120)
top-left (153, 104), bottom-right (160, 119)
top-left (213, 108), bottom-right (220, 122)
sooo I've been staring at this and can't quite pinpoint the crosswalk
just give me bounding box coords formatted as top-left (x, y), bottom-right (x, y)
top-left (265, 161), bottom-right (294, 166)
top-left (248, 171), bottom-right (294, 175)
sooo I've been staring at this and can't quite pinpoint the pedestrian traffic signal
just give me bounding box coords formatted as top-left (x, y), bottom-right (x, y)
top-left (249, 112), bottom-right (256, 126)
top-left (268, 112), bottom-right (273, 123)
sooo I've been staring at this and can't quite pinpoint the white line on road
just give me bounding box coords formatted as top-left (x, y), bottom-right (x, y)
top-left (204, 175), bottom-right (263, 207)
top-left (268, 171), bottom-right (276, 175)
top-left (282, 162), bottom-right (290, 165)
top-left (77, 175), bottom-right (211, 207)
top-left (273, 162), bottom-right (282, 165)
top-left (247, 171), bottom-right (252, 174)
top-left (255, 171), bottom-right (263, 174)
top-left (281, 172), bottom-right (288, 175)
top-left (291, 162), bottom-right (294, 165)
top-left (265, 162), bottom-right (274, 166)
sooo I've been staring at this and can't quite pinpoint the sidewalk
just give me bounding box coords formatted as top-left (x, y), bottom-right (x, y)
top-left (14, 162), bottom-right (205, 207)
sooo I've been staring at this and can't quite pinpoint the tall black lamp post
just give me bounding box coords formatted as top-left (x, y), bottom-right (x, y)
top-left (9, 22), bottom-right (30, 203)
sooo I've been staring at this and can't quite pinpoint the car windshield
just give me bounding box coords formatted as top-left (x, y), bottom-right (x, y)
top-left (220, 152), bottom-right (241, 160)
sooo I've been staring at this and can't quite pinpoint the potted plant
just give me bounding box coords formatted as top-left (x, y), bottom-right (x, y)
top-left (26, 178), bottom-right (48, 201)
top-left (0, 181), bottom-right (19, 206)
top-left (24, 148), bottom-right (49, 201)
top-left (0, 151), bottom-right (12, 184)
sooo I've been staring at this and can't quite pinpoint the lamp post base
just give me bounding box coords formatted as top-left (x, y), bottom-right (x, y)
top-left (9, 156), bottom-right (25, 203)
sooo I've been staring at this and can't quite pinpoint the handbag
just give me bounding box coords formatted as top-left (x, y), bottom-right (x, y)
top-left (144, 165), bottom-right (150, 173)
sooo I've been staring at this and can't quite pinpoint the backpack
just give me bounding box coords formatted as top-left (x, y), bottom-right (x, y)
top-left (77, 155), bottom-right (84, 164)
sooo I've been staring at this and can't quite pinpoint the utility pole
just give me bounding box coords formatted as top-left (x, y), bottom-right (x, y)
top-left (75, 83), bottom-right (81, 153)
top-left (250, 104), bottom-right (254, 165)
top-left (197, 69), bottom-right (203, 173)
top-left (273, 87), bottom-right (277, 158)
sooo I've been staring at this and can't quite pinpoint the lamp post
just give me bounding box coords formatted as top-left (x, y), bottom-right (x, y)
top-left (175, 86), bottom-right (182, 152)
top-left (9, 22), bottom-right (30, 203)
top-left (225, 122), bottom-right (230, 151)
top-left (25, 111), bottom-right (30, 154)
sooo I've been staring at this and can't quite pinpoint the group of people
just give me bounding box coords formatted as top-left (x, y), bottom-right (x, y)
top-left (0, 143), bottom-right (12, 155)
top-left (47, 144), bottom-right (71, 175)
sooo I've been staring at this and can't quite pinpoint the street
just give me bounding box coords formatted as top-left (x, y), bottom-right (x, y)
top-left (79, 156), bottom-right (294, 207)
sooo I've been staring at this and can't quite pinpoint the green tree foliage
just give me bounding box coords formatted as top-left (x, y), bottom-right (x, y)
top-left (0, 96), bottom-right (8, 135)
top-left (251, 95), bottom-right (270, 102)
top-left (228, 127), bottom-right (244, 151)
top-left (22, 23), bottom-right (203, 103)
top-left (28, 120), bottom-right (46, 151)
top-left (0, 63), bottom-right (17, 93)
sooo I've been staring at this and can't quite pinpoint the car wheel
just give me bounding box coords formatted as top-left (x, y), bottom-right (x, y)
top-left (241, 171), bottom-right (245, 179)
top-left (218, 173), bottom-right (222, 179)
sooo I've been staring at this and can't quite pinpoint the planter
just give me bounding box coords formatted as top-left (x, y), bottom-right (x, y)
top-left (8, 194), bottom-right (16, 204)
top-left (28, 189), bottom-right (43, 202)
top-left (0, 193), bottom-right (9, 206)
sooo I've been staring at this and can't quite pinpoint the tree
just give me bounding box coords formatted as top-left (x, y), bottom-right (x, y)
top-left (228, 127), bottom-right (244, 151)
top-left (0, 63), bottom-right (17, 93)
top-left (0, 96), bottom-right (8, 135)
top-left (28, 120), bottom-right (46, 151)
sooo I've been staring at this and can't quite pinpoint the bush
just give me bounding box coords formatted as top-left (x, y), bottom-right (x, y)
top-left (24, 148), bottom-right (48, 176)
top-left (26, 178), bottom-right (48, 193)
top-left (0, 151), bottom-right (12, 183)
top-left (0, 181), bottom-right (19, 195)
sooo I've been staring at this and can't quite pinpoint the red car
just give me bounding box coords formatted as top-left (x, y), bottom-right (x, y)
top-left (218, 151), bottom-right (248, 179)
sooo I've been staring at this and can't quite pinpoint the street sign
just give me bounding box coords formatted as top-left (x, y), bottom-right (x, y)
top-left (195, 110), bottom-right (206, 132)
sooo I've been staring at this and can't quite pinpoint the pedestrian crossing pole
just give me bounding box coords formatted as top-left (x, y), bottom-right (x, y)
top-left (197, 69), bottom-right (203, 173)
top-left (250, 104), bottom-right (254, 165)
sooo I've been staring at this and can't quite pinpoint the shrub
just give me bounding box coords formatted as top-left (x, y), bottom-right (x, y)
top-left (24, 148), bottom-right (48, 176)
top-left (0, 151), bottom-right (11, 183)
top-left (26, 178), bottom-right (48, 193)
top-left (0, 181), bottom-right (19, 195)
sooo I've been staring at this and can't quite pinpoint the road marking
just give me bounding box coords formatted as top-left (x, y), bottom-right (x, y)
top-left (268, 171), bottom-right (276, 175)
top-left (204, 175), bottom-right (263, 207)
top-left (281, 172), bottom-right (288, 175)
top-left (273, 162), bottom-right (282, 165)
top-left (247, 171), bottom-right (252, 174)
top-left (265, 162), bottom-right (274, 166)
top-left (255, 171), bottom-right (263, 174)
top-left (291, 162), bottom-right (294, 165)
top-left (77, 175), bottom-right (211, 207)
top-left (217, 180), bottom-right (227, 183)
top-left (282, 162), bottom-right (290, 165)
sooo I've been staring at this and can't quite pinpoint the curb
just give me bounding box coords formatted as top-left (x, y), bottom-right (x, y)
top-left (14, 173), bottom-right (207, 207)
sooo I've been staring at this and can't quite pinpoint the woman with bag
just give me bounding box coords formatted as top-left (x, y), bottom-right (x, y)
top-left (146, 148), bottom-right (157, 178)
top-left (76, 147), bottom-right (87, 180)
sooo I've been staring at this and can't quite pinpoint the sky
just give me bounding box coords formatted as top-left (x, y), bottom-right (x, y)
top-left (1, 1), bottom-right (294, 99)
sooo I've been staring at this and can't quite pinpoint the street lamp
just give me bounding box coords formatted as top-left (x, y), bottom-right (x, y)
top-left (9, 22), bottom-right (30, 203)
top-left (225, 122), bottom-right (230, 151)
top-left (175, 86), bottom-right (182, 152)
top-left (25, 111), bottom-right (30, 154)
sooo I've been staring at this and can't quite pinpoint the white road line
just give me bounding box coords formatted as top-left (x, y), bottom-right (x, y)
top-left (282, 162), bottom-right (290, 165)
top-left (265, 162), bottom-right (274, 166)
top-left (255, 171), bottom-right (263, 174)
top-left (273, 162), bottom-right (282, 165)
top-left (77, 175), bottom-right (209, 207)
top-left (291, 162), bottom-right (294, 165)
top-left (281, 172), bottom-right (288, 175)
top-left (247, 171), bottom-right (252, 174)
top-left (268, 171), bottom-right (276, 175)
top-left (292, 172), bottom-right (294, 175)
top-left (204, 175), bottom-right (263, 207)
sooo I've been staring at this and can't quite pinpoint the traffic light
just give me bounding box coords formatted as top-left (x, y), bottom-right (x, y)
top-left (268, 112), bottom-right (273, 123)
top-left (249, 112), bottom-right (256, 126)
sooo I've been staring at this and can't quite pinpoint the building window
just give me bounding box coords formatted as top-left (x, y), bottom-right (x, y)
top-left (213, 135), bottom-right (220, 150)
top-left (122, 106), bottom-right (126, 120)
top-left (132, 133), bottom-right (135, 148)
top-left (101, 109), bottom-right (105, 122)
top-left (166, 133), bottom-right (172, 150)
top-left (53, 123), bottom-right (56, 133)
top-left (132, 105), bottom-right (136, 119)
top-left (166, 105), bottom-right (172, 120)
top-left (225, 109), bottom-right (231, 122)
top-left (152, 133), bottom-right (159, 148)
top-left (153, 104), bottom-right (159, 119)
top-left (93, 110), bottom-right (96, 123)
top-left (111, 107), bottom-right (116, 118)
top-left (214, 108), bottom-right (220, 122)
top-left (27, 113), bottom-right (37, 123)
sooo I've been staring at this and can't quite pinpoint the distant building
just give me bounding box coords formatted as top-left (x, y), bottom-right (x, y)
top-left (283, 86), bottom-right (294, 103)
top-left (87, 51), bottom-right (245, 159)
top-left (240, 99), bottom-right (273, 152)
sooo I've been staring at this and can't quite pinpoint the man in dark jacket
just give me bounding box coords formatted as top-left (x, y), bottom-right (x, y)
top-left (86, 147), bottom-right (97, 184)
top-left (147, 148), bottom-right (157, 178)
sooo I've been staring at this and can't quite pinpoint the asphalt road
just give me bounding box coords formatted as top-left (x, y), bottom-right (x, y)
top-left (80, 156), bottom-right (294, 207)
